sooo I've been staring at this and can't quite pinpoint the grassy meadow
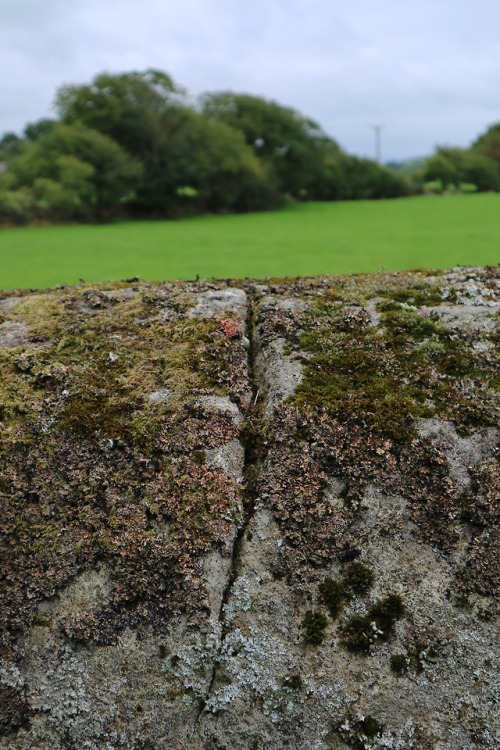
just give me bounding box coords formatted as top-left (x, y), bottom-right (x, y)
top-left (1, 194), bottom-right (499, 291)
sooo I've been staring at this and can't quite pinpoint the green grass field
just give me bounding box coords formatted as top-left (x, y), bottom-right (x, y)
top-left (1, 194), bottom-right (499, 290)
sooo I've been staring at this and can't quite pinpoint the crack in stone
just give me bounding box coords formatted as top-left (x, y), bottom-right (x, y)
top-left (192, 287), bottom-right (264, 731)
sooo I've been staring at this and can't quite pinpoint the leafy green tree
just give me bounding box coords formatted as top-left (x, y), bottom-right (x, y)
top-left (0, 186), bottom-right (36, 225)
top-left (201, 92), bottom-right (327, 155)
top-left (56, 71), bottom-right (280, 215)
top-left (56, 69), bottom-right (191, 213)
top-left (54, 70), bottom-right (412, 212)
top-left (200, 92), bottom-right (342, 199)
top-left (460, 151), bottom-right (500, 191)
top-left (0, 133), bottom-right (25, 163)
top-left (24, 119), bottom-right (57, 142)
top-left (423, 153), bottom-right (458, 189)
top-left (472, 123), bottom-right (500, 167)
top-left (339, 156), bottom-right (410, 200)
top-left (1, 67), bottom-right (423, 225)
top-left (4, 123), bottom-right (142, 222)
top-left (424, 146), bottom-right (500, 192)
top-left (31, 156), bottom-right (96, 220)
top-left (184, 117), bottom-right (280, 212)
top-left (126, 110), bottom-right (279, 216)
top-left (56, 69), bottom-right (185, 160)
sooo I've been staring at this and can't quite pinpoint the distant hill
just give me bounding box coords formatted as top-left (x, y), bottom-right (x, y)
top-left (385, 156), bottom-right (428, 173)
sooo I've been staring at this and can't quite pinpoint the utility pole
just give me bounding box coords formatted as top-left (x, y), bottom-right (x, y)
top-left (370, 124), bottom-right (384, 163)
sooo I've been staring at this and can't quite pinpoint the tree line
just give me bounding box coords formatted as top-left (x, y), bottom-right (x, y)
top-left (1, 69), bottom-right (499, 226)
top-left (419, 131), bottom-right (500, 192)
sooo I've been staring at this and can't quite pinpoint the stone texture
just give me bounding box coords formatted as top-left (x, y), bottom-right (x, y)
top-left (0, 267), bottom-right (499, 749)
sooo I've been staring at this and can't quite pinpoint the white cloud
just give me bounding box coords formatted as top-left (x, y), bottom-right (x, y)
top-left (1, 0), bottom-right (500, 159)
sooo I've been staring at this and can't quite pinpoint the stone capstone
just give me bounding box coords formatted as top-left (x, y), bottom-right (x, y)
top-left (0, 266), bottom-right (499, 749)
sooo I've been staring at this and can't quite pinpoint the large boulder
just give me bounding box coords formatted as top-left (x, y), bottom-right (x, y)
top-left (0, 266), bottom-right (498, 749)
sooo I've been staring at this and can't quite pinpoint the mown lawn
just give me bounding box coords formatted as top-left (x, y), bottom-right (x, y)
top-left (1, 194), bottom-right (499, 290)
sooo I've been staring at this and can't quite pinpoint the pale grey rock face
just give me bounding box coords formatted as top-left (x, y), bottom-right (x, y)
top-left (199, 395), bottom-right (245, 425)
top-left (147, 388), bottom-right (172, 403)
top-left (205, 439), bottom-right (245, 482)
top-left (254, 335), bottom-right (305, 420)
top-left (187, 287), bottom-right (247, 320)
top-left (0, 320), bottom-right (28, 348)
top-left (1, 267), bottom-right (499, 749)
top-left (254, 297), bottom-right (309, 419)
top-left (417, 418), bottom-right (499, 489)
top-left (0, 296), bottom-right (22, 311)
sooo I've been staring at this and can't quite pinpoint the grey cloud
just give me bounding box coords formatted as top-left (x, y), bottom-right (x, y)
top-left (0, 0), bottom-right (70, 28)
top-left (1, 0), bottom-right (500, 159)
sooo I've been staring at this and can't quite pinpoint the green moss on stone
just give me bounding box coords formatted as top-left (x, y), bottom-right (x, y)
top-left (342, 562), bottom-right (375, 595)
top-left (301, 610), bottom-right (328, 645)
top-left (318, 577), bottom-right (348, 619)
top-left (477, 603), bottom-right (498, 622)
top-left (453, 593), bottom-right (472, 611)
top-left (192, 450), bottom-right (206, 465)
top-left (360, 715), bottom-right (385, 738)
top-left (390, 654), bottom-right (409, 677)
top-left (291, 285), bottom-right (499, 440)
top-left (391, 642), bottom-right (438, 677)
top-left (340, 594), bottom-right (405, 654)
top-left (369, 594), bottom-right (405, 640)
top-left (282, 674), bottom-right (303, 690)
top-left (381, 307), bottom-right (440, 344)
top-left (340, 615), bottom-right (375, 654)
top-left (378, 283), bottom-right (452, 307)
top-left (292, 325), bottom-right (432, 442)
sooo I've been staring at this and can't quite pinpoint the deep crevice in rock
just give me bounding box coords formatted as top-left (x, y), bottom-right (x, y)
top-left (194, 286), bottom-right (266, 725)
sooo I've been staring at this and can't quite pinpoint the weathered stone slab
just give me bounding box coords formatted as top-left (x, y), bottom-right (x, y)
top-left (0, 279), bottom-right (250, 749)
top-left (0, 267), bottom-right (499, 749)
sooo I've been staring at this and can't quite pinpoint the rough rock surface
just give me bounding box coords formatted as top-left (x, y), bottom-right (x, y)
top-left (0, 266), bottom-right (499, 749)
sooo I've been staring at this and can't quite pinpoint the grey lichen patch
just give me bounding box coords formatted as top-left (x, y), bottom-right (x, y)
top-left (202, 551), bottom-right (235, 621)
top-left (205, 439), bottom-right (245, 482)
top-left (32, 569), bottom-right (113, 640)
top-left (0, 296), bottom-right (23, 312)
top-left (15, 617), bottom-right (221, 749)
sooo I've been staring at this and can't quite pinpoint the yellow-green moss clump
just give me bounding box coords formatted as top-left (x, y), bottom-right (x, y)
top-left (291, 286), bottom-right (499, 441)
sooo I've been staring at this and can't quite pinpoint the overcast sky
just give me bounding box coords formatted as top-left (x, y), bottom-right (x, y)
top-left (1, 0), bottom-right (499, 161)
